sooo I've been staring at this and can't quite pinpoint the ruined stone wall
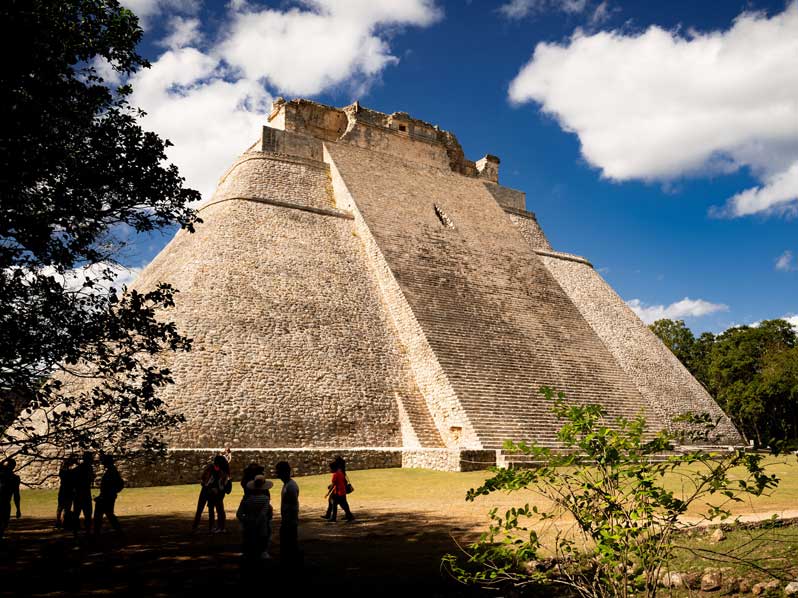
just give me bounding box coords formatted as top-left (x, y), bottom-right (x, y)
top-left (126, 152), bottom-right (435, 450)
top-left (325, 142), bottom-right (662, 449)
top-left (118, 447), bottom-right (495, 487)
top-left (536, 255), bottom-right (743, 444)
top-left (260, 127), bottom-right (325, 162)
top-left (123, 448), bottom-right (403, 487)
top-left (339, 122), bottom-right (452, 171)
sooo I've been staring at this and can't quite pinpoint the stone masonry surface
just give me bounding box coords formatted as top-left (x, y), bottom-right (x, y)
top-left (127, 152), bottom-right (441, 451)
top-left (506, 208), bottom-right (553, 252)
top-left (536, 255), bottom-right (742, 443)
top-left (324, 140), bottom-right (663, 449)
top-left (118, 448), bottom-right (497, 487)
top-left (327, 152), bottom-right (481, 450)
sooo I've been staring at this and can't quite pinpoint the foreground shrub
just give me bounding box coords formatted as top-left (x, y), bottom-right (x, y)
top-left (443, 387), bottom-right (780, 598)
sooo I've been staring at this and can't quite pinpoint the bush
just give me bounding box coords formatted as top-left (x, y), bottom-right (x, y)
top-left (443, 387), bottom-right (779, 598)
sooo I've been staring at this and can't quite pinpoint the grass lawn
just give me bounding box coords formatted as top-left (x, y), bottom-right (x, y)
top-left (18, 455), bottom-right (798, 523)
top-left (3, 456), bottom-right (797, 596)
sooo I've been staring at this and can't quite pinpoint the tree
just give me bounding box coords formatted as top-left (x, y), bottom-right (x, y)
top-left (707, 321), bottom-right (798, 447)
top-left (649, 319), bottom-right (696, 369)
top-left (649, 319), bottom-right (798, 447)
top-left (443, 387), bottom-right (780, 598)
top-left (0, 0), bottom-right (201, 479)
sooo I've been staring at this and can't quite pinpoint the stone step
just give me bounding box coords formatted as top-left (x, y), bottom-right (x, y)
top-left (397, 395), bottom-right (445, 448)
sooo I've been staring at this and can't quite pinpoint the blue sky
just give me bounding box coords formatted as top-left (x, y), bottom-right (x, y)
top-left (116, 0), bottom-right (798, 334)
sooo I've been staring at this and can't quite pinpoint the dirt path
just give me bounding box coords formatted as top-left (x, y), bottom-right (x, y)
top-left (0, 510), bottom-right (489, 597)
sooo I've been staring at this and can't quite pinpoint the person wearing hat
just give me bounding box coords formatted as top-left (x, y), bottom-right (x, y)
top-left (236, 474), bottom-right (274, 561)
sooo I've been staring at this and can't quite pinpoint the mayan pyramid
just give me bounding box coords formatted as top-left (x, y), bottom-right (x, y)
top-left (119, 98), bottom-right (740, 482)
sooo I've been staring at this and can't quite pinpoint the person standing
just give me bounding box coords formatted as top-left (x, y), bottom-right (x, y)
top-left (56, 455), bottom-right (76, 529)
top-left (192, 455), bottom-right (229, 534)
top-left (93, 454), bottom-right (124, 535)
top-left (193, 458), bottom-right (216, 533)
top-left (275, 461), bottom-right (300, 565)
top-left (211, 454), bottom-right (231, 533)
top-left (74, 452), bottom-right (94, 533)
top-left (236, 474), bottom-right (273, 561)
top-left (0, 458), bottom-right (21, 540)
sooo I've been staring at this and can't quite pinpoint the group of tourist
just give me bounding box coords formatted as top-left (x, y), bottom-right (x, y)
top-left (188, 453), bottom-right (354, 563)
top-left (56, 452), bottom-right (125, 535)
top-left (0, 451), bottom-right (123, 540)
top-left (232, 460), bottom-right (300, 564)
top-left (192, 453), bottom-right (233, 534)
top-left (186, 450), bottom-right (301, 563)
top-left (1, 450), bottom-right (358, 570)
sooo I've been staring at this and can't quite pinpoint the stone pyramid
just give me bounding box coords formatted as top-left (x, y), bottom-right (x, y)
top-left (119, 98), bottom-right (740, 483)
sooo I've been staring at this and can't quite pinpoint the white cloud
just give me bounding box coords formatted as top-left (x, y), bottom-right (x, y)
top-left (508, 3), bottom-right (798, 217)
top-left (122, 0), bottom-right (199, 26)
top-left (128, 1), bottom-right (441, 200)
top-left (158, 16), bottom-right (202, 49)
top-left (217, 0), bottom-right (441, 96)
top-left (728, 162), bottom-right (798, 217)
top-left (627, 297), bottom-right (729, 324)
top-left (775, 250), bottom-right (797, 272)
top-left (783, 315), bottom-right (798, 333)
top-left (130, 47), bottom-right (270, 200)
top-left (499, 0), bottom-right (588, 19)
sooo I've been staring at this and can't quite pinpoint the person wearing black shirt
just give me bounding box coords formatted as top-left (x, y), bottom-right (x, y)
top-left (0, 458), bottom-right (21, 539)
top-left (93, 454), bottom-right (124, 534)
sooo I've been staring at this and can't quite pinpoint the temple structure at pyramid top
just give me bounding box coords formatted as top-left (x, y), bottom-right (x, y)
top-left (51, 97), bottom-right (742, 485)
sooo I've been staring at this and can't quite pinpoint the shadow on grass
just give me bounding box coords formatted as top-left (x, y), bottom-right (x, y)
top-left (0, 509), bottom-right (495, 597)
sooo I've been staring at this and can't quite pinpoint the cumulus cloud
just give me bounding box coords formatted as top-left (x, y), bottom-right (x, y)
top-left (218, 0), bottom-right (441, 96)
top-left (627, 297), bottom-right (729, 324)
top-left (128, 0), bottom-right (441, 200)
top-left (508, 3), bottom-right (798, 217)
top-left (728, 162), bottom-right (798, 218)
top-left (775, 250), bottom-right (797, 272)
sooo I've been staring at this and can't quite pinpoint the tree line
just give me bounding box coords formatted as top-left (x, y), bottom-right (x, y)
top-left (649, 318), bottom-right (798, 449)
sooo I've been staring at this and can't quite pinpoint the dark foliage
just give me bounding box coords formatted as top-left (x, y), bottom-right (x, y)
top-left (0, 0), bottom-right (201, 479)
